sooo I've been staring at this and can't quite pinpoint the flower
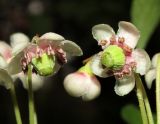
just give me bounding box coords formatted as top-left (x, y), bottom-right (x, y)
top-left (90, 21), bottom-right (151, 96)
top-left (63, 62), bottom-right (101, 101)
top-left (7, 32), bottom-right (83, 76)
top-left (0, 33), bottom-right (44, 90)
top-left (145, 53), bottom-right (160, 89)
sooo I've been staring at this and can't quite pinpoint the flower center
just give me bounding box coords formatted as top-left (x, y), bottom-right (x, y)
top-left (101, 45), bottom-right (125, 70)
top-left (31, 53), bottom-right (55, 76)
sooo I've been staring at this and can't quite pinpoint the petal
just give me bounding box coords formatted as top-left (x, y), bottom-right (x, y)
top-left (132, 49), bottom-right (151, 75)
top-left (0, 55), bottom-right (7, 69)
top-left (117, 21), bottom-right (140, 49)
top-left (82, 76), bottom-right (101, 101)
top-left (151, 53), bottom-right (160, 68)
top-left (18, 72), bottom-right (44, 91)
top-left (40, 32), bottom-right (65, 41)
top-left (7, 51), bottom-right (24, 75)
top-left (114, 73), bottom-right (135, 96)
top-left (0, 41), bottom-right (12, 61)
top-left (10, 33), bottom-right (30, 55)
top-left (92, 24), bottom-right (115, 46)
top-left (63, 72), bottom-right (88, 97)
top-left (61, 40), bottom-right (83, 56)
top-left (145, 69), bottom-right (156, 89)
top-left (90, 53), bottom-right (111, 78)
top-left (0, 68), bottom-right (13, 89)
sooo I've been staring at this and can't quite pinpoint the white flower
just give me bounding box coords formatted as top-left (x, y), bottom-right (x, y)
top-left (0, 33), bottom-right (44, 90)
top-left (63, 62), bottom-right (101, 101)
top-left (91, 21), bottom-right (151, 96)
top-left (7, 32), bottom-right (83, 76)
top-left (145, 53), bottom-right (160, 89)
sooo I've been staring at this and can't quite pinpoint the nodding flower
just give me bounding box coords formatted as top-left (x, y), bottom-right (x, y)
top-left (7, 32), bottom-right (83, 76)
top-left (63, 62), bottom-right (101, 101)
top-left (145, 53), bottom-right (160, 89)
top-left (90, 21), bottom-right (151, 96)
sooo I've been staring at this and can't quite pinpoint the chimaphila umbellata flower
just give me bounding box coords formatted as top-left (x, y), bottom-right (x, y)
top-left (145, 53), bottom-right (160, 89)
top-left (64, 62), bottom-right (101, 101)
top-left (91, 21), bottom-right (151, 96)
top-left (7, 32), bottom-right (83, 77)
top-left (0, 33), bottom-right (44, 90)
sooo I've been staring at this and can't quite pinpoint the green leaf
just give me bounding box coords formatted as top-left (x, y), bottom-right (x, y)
top-left (131, 0), bottom-right (160, 48)
top-left (121, 104), bottom-right (156, 124)
top-left (121, 104), bottom-right (142, 124)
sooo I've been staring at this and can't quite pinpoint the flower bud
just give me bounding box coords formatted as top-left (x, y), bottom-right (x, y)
top-left (101, 45), bottom-right (125, 70)
top-left (32, 53), bottom-right (55, 76)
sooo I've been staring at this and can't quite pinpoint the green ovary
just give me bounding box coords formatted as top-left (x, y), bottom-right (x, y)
top-left (31, 53), bottom-right (55, 76)
top-left (101, 45), bottom-right (125, 70)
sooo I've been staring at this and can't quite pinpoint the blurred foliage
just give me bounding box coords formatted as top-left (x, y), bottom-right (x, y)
top-left (121, 104), bottom-right (156, 124)
top-left (131, 0), bottom-right (160, 48)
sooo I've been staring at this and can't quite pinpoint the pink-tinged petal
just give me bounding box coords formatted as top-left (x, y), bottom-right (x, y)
top-left (40, 32), bottom-right (65, 41)
top-left (7, 51), bottom-right (24, 75)
top-left (90, 53), bottom-right (111, 78)
top-left (92, 24), bottom-right (115, 47)
top-left (151, 53), bottom-right (160, 68)
top-left (117, 21), bottom-right (140, 49)
top-left (0, 68), bottom-right (13, 89)
top-left (132, 49), bottom-right (151, 75)
top-left (64, 72), bottom-right (101, 101)
top-left (18, 72), bottom-right (44, 90)
top-left (82, 76), bottom-right (101, 101)
top-left (10, 33), bottom-right (30, 55)
top-left (0, 41), bottom-right (12, 61)
top-left (114, 73), bottom-right (135, 96)
top-left (0, 55), bottom-right (7, 69)
top-left (145, 69), bottom-right (156, 89)
top-left (61, 40), bottom-right (83, 56)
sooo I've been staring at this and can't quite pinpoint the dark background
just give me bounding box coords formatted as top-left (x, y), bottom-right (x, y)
top-left (0, 0), bottom-right (159, 124)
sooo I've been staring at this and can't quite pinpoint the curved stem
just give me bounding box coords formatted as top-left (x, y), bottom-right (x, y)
top-left (28, 65), bottom-right (37, 124)
top-left (10, 84), bottom-right (22, 124)
top-left (156, 54), bottom-right (160, 124)
top-left (135, 73), bottom-right (154, 124)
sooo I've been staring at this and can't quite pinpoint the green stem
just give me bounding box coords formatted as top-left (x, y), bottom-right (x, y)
top-left (10, 84), bottom-right (22, 124)
top-left (135, 73), bottom-right (154, 124)
top-left (156, 54), bottom-right (160, 124)
top-left (28, 65), bottom-right (37, 124)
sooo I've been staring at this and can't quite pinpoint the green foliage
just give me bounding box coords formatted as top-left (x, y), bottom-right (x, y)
top-left (121, 104), bottom-right (156, 124)
top-left (131, 0), bottom-right (160, 48)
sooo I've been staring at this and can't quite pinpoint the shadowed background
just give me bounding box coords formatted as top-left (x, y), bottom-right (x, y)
top-left (0, 0), bottom-right (159, 124)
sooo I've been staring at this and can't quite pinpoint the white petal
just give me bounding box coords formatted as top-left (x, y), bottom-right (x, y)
top-left (7, 51), bottom-right (24, 75)
top-left (0, 68), bottom-right (13, 89)
top-left (40, 32), bottom-right (65, 41)
top-left (132, 49), bottom-right (151, 75)
top-left (64, 72), bottom-right (87, 97)
top-left (82, 76), bottom-right (101, 101)
top-left (117, 21), bottom-right (140, 49)
top-left (0, 41), bottom-right (12, 61)
top-left (145, 69), bottom-right (156, 89)
top-left (18, 73), bottom-right (44, 91)
top-left (10, 33), bottom-right (30, 55)
top-left (114, 73), bottom-right (135, 96)
top-left (61, 40), bottom-right (83, 56)
top-left (90, 54), bottom-right (110, 78)
top-left (0, 55), bottom-right (7, 69)
top-left (151, 53), bottom-right (160, 68)
top-left (92, 24), bottom-right (115, 47)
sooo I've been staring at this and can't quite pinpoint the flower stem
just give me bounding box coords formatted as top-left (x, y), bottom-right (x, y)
top-left (10, 84), bottom-right (22, 124)
top-left (27, 64), bottom-right (37, 124)
top-left (135, 73), bottom-right (154, 124)
top-left (156, 54), bottom-right (160, 124)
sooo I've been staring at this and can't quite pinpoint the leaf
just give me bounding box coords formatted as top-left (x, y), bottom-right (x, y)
top-left (131, 0), bottom-right (160, 48)
top-left (121, 104), bottom-right (156, 124)
top-left (121, 104), bottom-right (142, 124)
